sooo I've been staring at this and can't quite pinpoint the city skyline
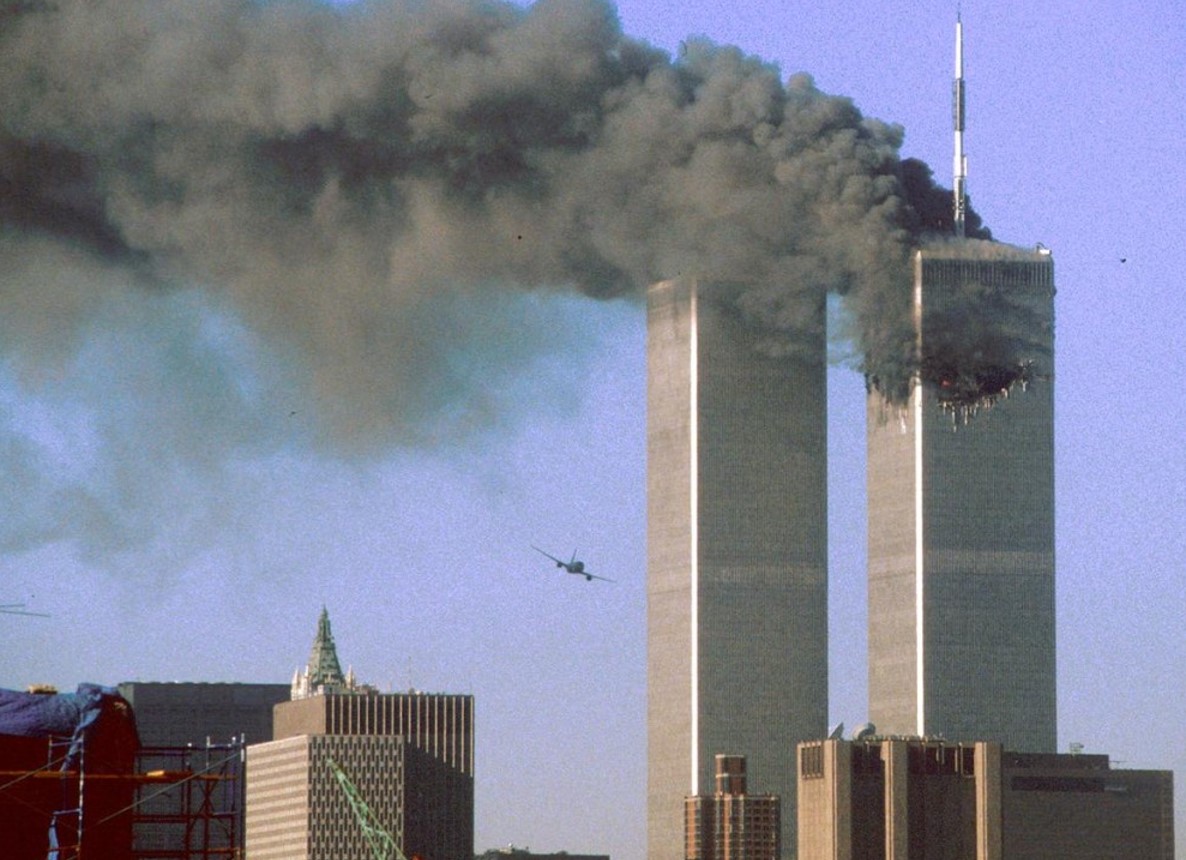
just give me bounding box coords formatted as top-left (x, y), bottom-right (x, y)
top-left (1, 2), bottom-right (1183, 860)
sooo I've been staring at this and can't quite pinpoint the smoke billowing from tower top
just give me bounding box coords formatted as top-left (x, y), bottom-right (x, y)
top-left (0, 0), bottom-right (996, 401)
top-left (0, 0), bottom-right (1037, 556)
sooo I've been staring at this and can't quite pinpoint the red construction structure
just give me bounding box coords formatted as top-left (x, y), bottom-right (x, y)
top-left (0, 685), bottom-right (245, 860)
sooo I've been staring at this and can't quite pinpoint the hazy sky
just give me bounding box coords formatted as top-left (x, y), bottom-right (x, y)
top-left (2, 1), bottom-right (1183, 859)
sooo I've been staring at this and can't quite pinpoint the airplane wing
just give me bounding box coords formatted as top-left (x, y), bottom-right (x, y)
top-left (581, 572), bottom-right (615, 583)
top-left (531, 545), bottom-right (565, 565)
top-left (0, 603), bottom-right (50, 617)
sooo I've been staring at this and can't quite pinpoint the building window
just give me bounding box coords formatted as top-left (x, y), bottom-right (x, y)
top-left (1011, 776), bottom-right (1105, 793)
top-left (959, 747), bottom-right (976, 777)
top-left (801, 745), bottom-right (823, 779)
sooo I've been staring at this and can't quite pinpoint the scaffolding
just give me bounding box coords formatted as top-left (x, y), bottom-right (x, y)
top-left (0, 737), bottom-right (246, 860)
top-left (130, 741), bottom-right (246, 859)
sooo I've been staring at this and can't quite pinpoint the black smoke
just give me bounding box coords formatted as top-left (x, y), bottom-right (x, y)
top-left (0, 0), bottom-right (1037, 558)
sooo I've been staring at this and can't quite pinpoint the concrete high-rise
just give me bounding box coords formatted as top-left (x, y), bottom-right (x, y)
top-left (117, 681), bottom-right (289, 746)
top-left (246, 700), bottom-right (474, 860)
top-left (797, 738), bottom-right (1174, 860)
top-left (246, 733), bottom-right (408, 860)
top-left (867, 244), bottom-right (1056, 751)
top-left (244, 610), bottom-right (474, 860)
top-left (648, 277), bottom-right (828, 860)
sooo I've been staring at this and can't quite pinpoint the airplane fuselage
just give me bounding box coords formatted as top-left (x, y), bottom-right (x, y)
top-left (534, 545), bottom-right (611, 582)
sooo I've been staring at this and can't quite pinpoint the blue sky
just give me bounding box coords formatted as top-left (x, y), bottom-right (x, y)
top-left (1, 1), bottom-right (1183, 858)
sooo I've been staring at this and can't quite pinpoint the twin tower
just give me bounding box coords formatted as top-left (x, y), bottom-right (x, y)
top-left (645, 244), bottom-right (1056, 859)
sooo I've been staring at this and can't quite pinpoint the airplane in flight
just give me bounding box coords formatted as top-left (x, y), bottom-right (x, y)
top-left (531, 546), bottom-right (614, 582)
top-left (1, 603), bottom-right (50, 618)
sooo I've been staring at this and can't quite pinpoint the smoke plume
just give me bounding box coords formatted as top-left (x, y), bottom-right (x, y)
top-left (0, 0), bottom-right (1029, 559)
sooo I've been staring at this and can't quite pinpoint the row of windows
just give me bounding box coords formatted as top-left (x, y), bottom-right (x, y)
top-left (909, 744), bottom-right (976, 776)
top-left (800, 744), bottom-right (823, 779)
top-left (799, 743), bottom-right (978, 778)
top-left (322, 694), bottom-right (474, 774)
top-left (921, 259), bottom-right (1054, 290)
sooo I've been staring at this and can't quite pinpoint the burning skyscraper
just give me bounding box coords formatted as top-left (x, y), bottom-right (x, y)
top-left (865, 18), bottom-right (1057, 752)
top-left (866, 243), bottom-right (1056, 751)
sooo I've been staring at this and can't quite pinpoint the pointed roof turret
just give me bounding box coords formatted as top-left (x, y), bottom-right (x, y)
top-left (291, 606), bottom-right (377, 700)
top-left (306, 606), bottom-right (345, 689)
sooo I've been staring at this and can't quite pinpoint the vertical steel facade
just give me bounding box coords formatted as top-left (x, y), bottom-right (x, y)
top-left (867, 246), bottom-right (1056, 752)
top-left (273, 691), bottom-right (474, 778)
top-left (248, 692), bottom-right (474, 860)
top-left (648, 277), bottom-right (828, 860)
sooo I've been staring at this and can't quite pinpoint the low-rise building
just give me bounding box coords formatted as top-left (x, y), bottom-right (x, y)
top-left (686, 754), bottom-right (780, 860)
top-left (797, 737), bottom-right (1174, 860)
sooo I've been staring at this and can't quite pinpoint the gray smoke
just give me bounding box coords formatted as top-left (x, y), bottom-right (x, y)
top-left (0, 0), bottom-right (1022, 560)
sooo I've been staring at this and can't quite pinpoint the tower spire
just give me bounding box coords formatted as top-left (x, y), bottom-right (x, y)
top-left (290, 605), bottom-right (346, 699)
top-left (307, 605), bottom-right (345, 686)
top-left (291, 606), bottom-right (376, 699)
top-left (952, 11), bottom-right (968, 238)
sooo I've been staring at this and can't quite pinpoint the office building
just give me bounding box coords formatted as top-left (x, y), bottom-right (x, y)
top-left (866, 244), bottom-right (1056, 751)
top-left (797, 737), bottom-right (1174, 860)
top-left (271, 689), bottom-right (475, 776)
top-left (245, 609), bottom-right (474, 860)
top-left (248, 692), bottom-right (475, 860)
top-left (867, 18), bottom-right (1057, 751)
top-left (245, 733), bottom-right (407, 860)
top-left (118, 681), bottom-right (289, 746)
top-left (117, 681), bottom-right (288, 856)
top-left (686, 754), bottom-right (781, 860)
top-left (648, 277), bottom-right (828, 860)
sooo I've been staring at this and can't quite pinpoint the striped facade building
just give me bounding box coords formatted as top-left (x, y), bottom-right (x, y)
top-left (648, 277), bottom-right (828, 860)
top-left (246, 734), bottom-right (407, 860)
top-left (867, 244), bottom-right (1057, 752)
top-left (245, 610), bottom-right (474, 860)
top-left (246, 693), bottom-right (474, 860)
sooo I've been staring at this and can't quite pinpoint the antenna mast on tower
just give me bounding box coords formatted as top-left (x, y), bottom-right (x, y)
top-left (952, 12), bottom-right (968, 238)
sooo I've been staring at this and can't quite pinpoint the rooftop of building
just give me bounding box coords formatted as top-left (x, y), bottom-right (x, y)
top-left (917, 237), bottom-right (1053, 260)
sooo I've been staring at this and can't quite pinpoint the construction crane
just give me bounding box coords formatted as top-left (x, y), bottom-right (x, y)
top-left (326, 758), bottom-right (408, 860)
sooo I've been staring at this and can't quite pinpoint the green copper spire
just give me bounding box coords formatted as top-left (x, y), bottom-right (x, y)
top-left (306, 606), bottom-right (345, 689)
top-left (292, 606), bottom-right (375, 699)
